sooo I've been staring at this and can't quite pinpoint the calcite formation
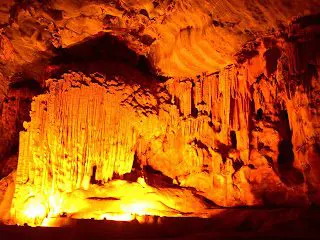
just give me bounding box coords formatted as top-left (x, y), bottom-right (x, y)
top-left (11, 17), bottom-right (320, 222)
top-left (11, 72), bottom-right (217, 223)
top-left (0, 0), bottom-right (318, 227)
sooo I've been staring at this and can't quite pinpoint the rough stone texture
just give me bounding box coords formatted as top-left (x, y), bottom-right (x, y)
top-left (0, 171), bottom-right (15, 223)
top-left (0, 154), bottom-right (17, 179)
top-left (0, 81), bottom-right (41, 162)
top-left (0, 0), bottom-right (318, 225)
top-left (0, 0), bottom-right (319, 82)
top-left (11, 15), bottom-right (320, 217)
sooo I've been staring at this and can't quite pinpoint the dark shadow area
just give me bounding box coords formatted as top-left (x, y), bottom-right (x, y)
top-left (302, 63), bottom-right (318, 93)
top-left (49, 33), bottom-right (167, 86)
top-left (143, 165), bottom-right (177, 188)
top-left (0, 79), bottom-right (41, 164)
top-left (90, 166), bottom-right (97, 184)
top-left (277, 110), bottom-right (304, 186)
top-left (292, 13), bottom-right (320, 28)
top-left (256, 108), bottom-right (263, 121)
top-left (230, 131), bottom-right (237, 149)
top-left (214, 140), bottom-right (231, 164)
top-left (1, 208), bottom-right (320, 239)
top-left (190, 82), bottom-right (198, 118)
top-left (51, 33), bottom-right (138, 67)
top-left (232, 158), bottom-right (244, 172)
top-left (264, 47), bottom-right (281, 76)
top-left (9, 79), bottom-right (42, 91)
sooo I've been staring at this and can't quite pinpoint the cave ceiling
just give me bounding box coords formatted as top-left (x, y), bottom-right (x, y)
top-left (0, 0), bottom-right (319, 86)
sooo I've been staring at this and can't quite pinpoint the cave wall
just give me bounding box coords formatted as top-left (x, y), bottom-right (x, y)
top-left (0, 2), bottom-right (316, 223)
top-left (11, 15), bottom-right (320, 216)
top-left (0, 80), bottom-right (41, 174)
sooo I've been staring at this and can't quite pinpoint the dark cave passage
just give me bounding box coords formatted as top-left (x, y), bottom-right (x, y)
top-left (256, 108), bottom-right (263, 121)
top-left (49, 33), bottom-right (165, 85)
top-left (90, 166), bottom-right (97, 184)
top-left (277, 110), bottom-right (294, 167)
top-left (0, 79), bottom-right (41, 161)
top-left (277, 110), bottom-right (304, 186)
top-left (230, 131), bottom-right (237, 149)
top-left (264, 46), bottom-right (281, 76)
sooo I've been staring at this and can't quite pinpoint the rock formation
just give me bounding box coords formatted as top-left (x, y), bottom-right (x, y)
top-left (0, 0), bottom-right (319, 226)
top-left (0, 0), bottom-right (320, 81)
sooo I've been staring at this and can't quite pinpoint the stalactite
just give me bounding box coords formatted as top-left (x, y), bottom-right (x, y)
top-left (13, 73), bottom-right (144, 213)
top-left (12, 30), bottom-right (320, 214)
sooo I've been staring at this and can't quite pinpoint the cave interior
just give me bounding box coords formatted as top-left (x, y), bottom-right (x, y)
top-left (0, 0), bottom-right (320, 239)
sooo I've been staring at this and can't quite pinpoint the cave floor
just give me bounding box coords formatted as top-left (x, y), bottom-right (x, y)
top-left (1, 207), bottom-right (320, 239)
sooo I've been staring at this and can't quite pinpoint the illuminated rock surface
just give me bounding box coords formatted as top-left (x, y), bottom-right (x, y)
top-left (0, 0), bottom-right (319, 228)
top-left (0, 0), bottom-right (319, 79)
top-left (11, 17), bottom-right (320, 221)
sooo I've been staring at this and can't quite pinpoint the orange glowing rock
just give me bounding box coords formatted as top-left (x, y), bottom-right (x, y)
top-left (0, 0), bottom-right (319, 229)
top-left (1, 67), bottom-right (278, 225)
top-left (9, 32), bottom-right (320, 224)
top-left (11, 67), bottom-right (251, 225)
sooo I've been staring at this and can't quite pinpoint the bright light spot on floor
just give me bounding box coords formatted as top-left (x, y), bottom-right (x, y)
top-left (23, 199), bottom-right (46, 219)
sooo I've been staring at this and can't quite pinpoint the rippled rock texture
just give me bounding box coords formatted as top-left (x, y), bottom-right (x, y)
top-left (11, 16), bottom-right (320, 220)
top-left (0, 0), bottom-right (320, 80)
